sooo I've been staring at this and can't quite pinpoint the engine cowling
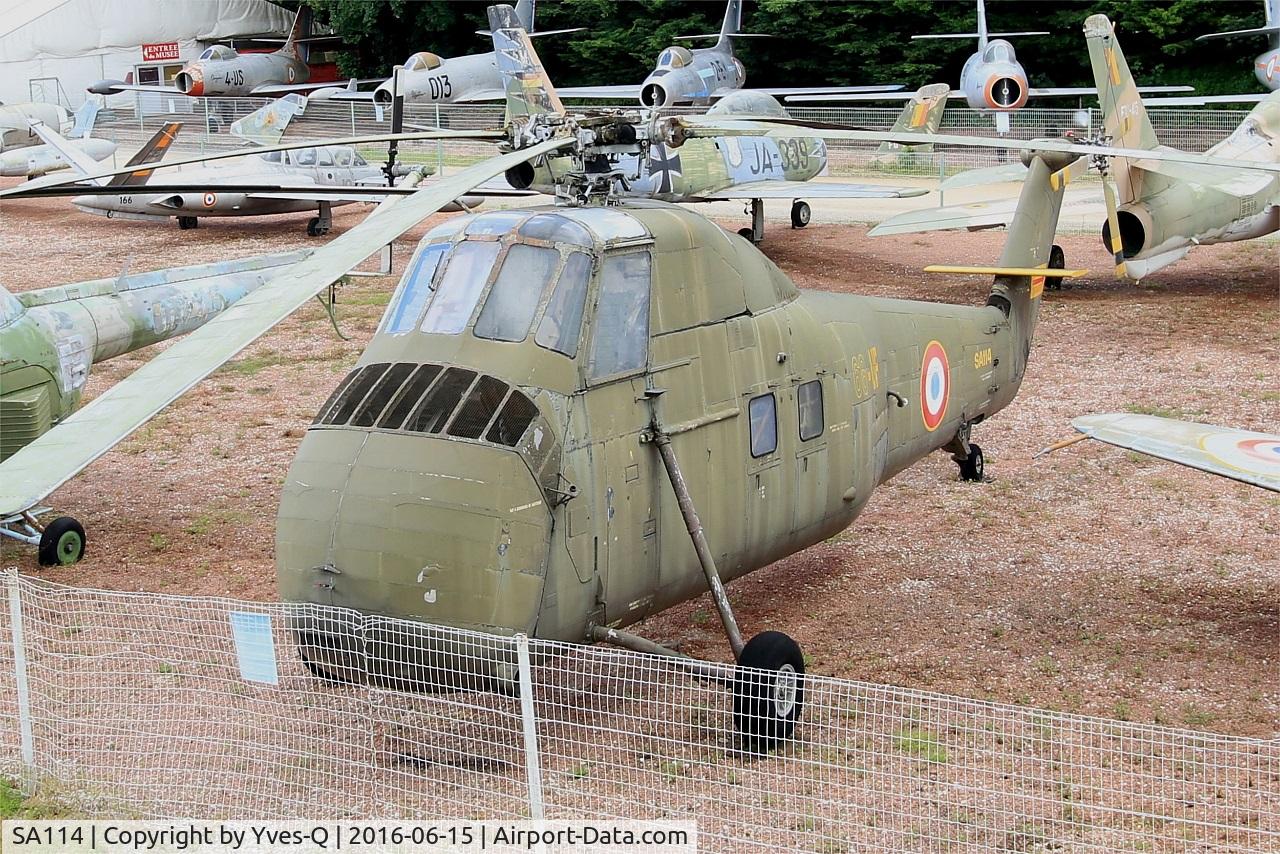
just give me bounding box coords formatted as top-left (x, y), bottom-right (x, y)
top-left (640, 82), bottom-right (669, 108)
top-left (1100, 205), bottom-right (1151, 258)
top-left (985, 75), bottom-right (1026, 110)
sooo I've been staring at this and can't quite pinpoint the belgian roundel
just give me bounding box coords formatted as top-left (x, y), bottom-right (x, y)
top-left (920, 340), bottom-right (950, 432)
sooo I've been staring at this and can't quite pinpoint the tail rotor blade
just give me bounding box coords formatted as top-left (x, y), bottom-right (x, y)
top-left (1101, 167), bottom-right (1128, 279)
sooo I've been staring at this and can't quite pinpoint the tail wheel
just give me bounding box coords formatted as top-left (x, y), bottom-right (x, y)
top-left (38, 516), bottom-right (86, 566)
top-left (790, 200), bottom-right (811, 229)
top-left (733, 630), bottom-right (805, 752)
top-left (958, 443), bottom-right (984, 482)
top-left (1048, 244), bottom-right (1066, 291)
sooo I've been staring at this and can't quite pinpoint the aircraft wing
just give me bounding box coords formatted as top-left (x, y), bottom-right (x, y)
top-left (0, 136), bottom-right (573, 519)
top-left (249, 79), bottom-right (382, 96)
top-left (694, 180), bottom-right (928, 200)
top-left (454, 89), bottom-right (508, 103)
top-left (1027, 86), bottom-right (1193, 97)
top-left (1071, 414), bottom-right (1280, 493)
top-left (1142, 94), bottom-right (1270, 106)
top-left (784, 91), bottom-right (964, 103)
top-left (95, 83), bottom-right (184, 96)
top-left (556, 84), bottom-right (643, 100)
top-left (868, 202), bottom-right (1015, 236)
top-left (744, 85), bottom-right (905, 97)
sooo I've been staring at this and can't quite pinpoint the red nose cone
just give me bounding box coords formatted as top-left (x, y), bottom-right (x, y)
top-left (177, 67), bottom-right (203, 96)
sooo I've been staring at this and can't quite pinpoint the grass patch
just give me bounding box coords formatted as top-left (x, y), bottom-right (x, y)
top-left (893, 726), bottom-right (948, 763)
top-left (0, 778), bottom-right (72, 819)
top-left (220, 351), bottom-right (290, 376)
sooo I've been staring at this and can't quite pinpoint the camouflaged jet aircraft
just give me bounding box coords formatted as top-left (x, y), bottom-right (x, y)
top-left (788, 0), bottom-right (1190, 134)
top-left (4, 4), bottom-right (1277, 752)
top-left (556, 0), bottom-right (904, 108)
top-left (870, 15), bottom-right (1280, 280)
top-left (494, 18), bottom-right (947, 242)
top-left (0, 251), bottom-right (309, 564)
top-left (0, 102), bottom-right (115, 179)
top-left (1042, 414), bottom-right (1280, 494)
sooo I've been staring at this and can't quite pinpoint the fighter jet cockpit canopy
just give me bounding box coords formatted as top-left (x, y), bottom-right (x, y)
top-left (404, 52), bottom-right (444, 72)
top-left (982, 41), bottom-right (1015, 64)
top-left (656, 46), bottom-right (694, 69)
top-left (198, 45), bottom-right (237, 62)
top-left (709, 90), bottom-right (788, 118)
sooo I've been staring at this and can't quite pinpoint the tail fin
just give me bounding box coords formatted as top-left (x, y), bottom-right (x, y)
top-left (230, 94), bottom-right (307, 146)
top-left (514, 0), bottom-right (534, 31)
top-left (69, 102), bottom-right (99, 139)
top-left (489, 4), bottom-right (564, 122)
top-left (1085, 15), bottom-right (1158, 151)
top-left (27, 121), bottom-right (104, 178)
top-left (875, 83), bottom-right (950, 155)
top-left (107, 122), bottom-right (181, 187)
top-left (976, 0), bottom-right (989, 47)
top-left (717, 0), bottom-right (742, 50)
top-left (279, 8), bottom-right (308, 61)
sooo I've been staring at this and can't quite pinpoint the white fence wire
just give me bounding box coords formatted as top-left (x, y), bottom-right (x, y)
top-left (88, 97), bottom-right (1251, 180)
top-left (2, 571), bottom-right (1276, 852)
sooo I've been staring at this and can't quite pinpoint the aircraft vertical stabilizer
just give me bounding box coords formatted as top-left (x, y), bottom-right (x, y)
top-left (69, 102), bottom-right (99, 139)
top-left (1085, 15), bottom-right (1159, 153)
top-left (490, 4), bottom-right (564, 122)
top-left (876, 83), bottom-right (951, 155)
top-left (717, 0), bottom-right (743, 51)
top-left (280, 9), bottom-right (309, 62)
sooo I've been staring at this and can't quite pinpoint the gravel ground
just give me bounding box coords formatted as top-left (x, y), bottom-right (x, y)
top-left (1, 186), bottom-right (1276, 740)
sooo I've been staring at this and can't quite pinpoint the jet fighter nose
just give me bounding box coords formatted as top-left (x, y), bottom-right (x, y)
top-left (276, 362), bottom-right (559, 690)
top-left (372, 84), bottom-right (394, 105)
top-left (640, 82), bottom-right (669, 107)
top-left (176, 68), bottom-right (203, 96)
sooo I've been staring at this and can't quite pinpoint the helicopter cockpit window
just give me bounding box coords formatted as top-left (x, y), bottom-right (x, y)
top-left (588, 250), bottom-right (651, 380)
top-left (351, 151), bottom-right (368, 166)
top-left (657, 46), bottom-right (692, 69)
top-left (405, 52), bottom-right (442, 72)
top-left (260, 150), bottom-right (282, 163)
top-left (474, 245), bottom-right (559, 343)
top-left (466, 211), bottom-right (528, 237)
top-left (535, 251), bottom-right (591, 357)
top-left (383, 242), bottom-right (449, 334)
top-left (749, 393), bottom-right (778, 458)
top-left (518, 213), bottom-right (592, 246)
top-left (294, 148), bottom-right (317, 166)
top-left (317, 149), bottom-right (335, 167)
top-left (333, 148), bottom-right (353, 167)
top-left (420, 241), bottom-right (502, 335)
top-left (0, 289), bottom-right (25, 328)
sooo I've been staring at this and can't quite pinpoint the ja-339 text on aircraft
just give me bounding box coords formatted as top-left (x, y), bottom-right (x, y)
top-left (4, 3), bottom-right (1276, 751)
top-left (0, 102), bottom-right (115, 179)
top-left (493, 17), bottom-right (945, 241)
top-left (0, 251), bottom-right (310, 564)
top-left (788, 0), bottom-right (1190, 134)
top-left (557, 0), bottom-right (904, 108)
top-left (871, 16), bottom-right (1280, 280)
top-left (89, 10), bottom-right (373, 99)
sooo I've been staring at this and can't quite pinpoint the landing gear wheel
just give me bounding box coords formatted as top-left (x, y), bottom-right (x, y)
top-left (307, 217), bottom-right (330, 237)
top-left (737, 227), bottom-right (754, 240)
top-left (790, 200), bottom-right (811, 229)
top-left (300, 649), bottom-right (352, 685)
top-left (37, 516), bottom-right (85, 566)
top-left (1047, 244), bottom-right (1066, 290)
top-left (177, 216), bottom-right (198, 230)
top-left (958, 443), bottom-right (985, 482)
top-left (733, 630), bottom-right (805, 752)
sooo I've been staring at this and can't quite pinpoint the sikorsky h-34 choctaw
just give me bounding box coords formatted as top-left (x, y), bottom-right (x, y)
top-left (4, 5), bottom-right (1277, 750)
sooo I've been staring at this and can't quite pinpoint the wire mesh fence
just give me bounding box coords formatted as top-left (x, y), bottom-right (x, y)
top-left (88, 96), bottom-right (1251, 181)
top-left (3, 570), bottom-right (1277, 852)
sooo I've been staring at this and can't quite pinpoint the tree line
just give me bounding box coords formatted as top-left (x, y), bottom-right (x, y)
top-left (305, 0), bottom-right (1268, 96)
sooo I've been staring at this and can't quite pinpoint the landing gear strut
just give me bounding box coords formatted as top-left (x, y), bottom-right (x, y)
top-left (737, 198), bottom-right (765, 244)
top-left (791, 200), bottom-right (811, 229)
top-left (1046, 244), bottom-right (1067, 291)
top-left (947, 423), bottom-right (985, 482)
top-left (307, 201), bottom-right (333, 237)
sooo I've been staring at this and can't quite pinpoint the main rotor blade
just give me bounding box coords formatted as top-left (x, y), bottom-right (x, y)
top-left (6, 182), bottom-right (534, 200)
top-left (667, 117), bottom-right (1280, 175)
top-left (0, 137), bottom-right (572, 517)
top-left (0, 129), bottom-right (507, 200)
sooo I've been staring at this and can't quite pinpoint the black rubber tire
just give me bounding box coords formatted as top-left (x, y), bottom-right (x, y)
top-left (959, 443), bottom-right (985, 482)
top-left (37, 517), bottom-right (86, 566)
top-left (737, 226), bottom-right (755, 241)
top-left (307, 217), bottom-right (321, 237)
top-left (733, 630), bottom-right (805, 752)
top-left (1048, 244), bottom-right (1066, 290)
top-left (300, 649), bottom-right (354, 685)
top-left (791, 200), bottom-right (811, 228)
top-left (177, 216), bottom-right (198, 230)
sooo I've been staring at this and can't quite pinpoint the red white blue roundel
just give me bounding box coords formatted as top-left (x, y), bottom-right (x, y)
top-left (1203, 432), bottom-right (1280, 477)
top-left (202, 192), bottom-right (217, 207)
top-left (920, 340), bottom-right (950, 432)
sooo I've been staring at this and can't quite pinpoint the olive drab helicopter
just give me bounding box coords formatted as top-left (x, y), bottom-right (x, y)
top-left (5, 6), bottom-right (1278, 751)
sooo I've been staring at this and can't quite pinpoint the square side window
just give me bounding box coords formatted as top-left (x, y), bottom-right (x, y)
top-left (749, 394), bottom-right (777, 458)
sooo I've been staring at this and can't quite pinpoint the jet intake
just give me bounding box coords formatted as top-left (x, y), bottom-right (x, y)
top-left (987, 76), bottom-right (1025, 109)
top-left (175, 71), bottom-right (201, 96)
top-left (372, 87), bottom-right (394, 105)
top-left (640, 82), bottom-right (669, 108)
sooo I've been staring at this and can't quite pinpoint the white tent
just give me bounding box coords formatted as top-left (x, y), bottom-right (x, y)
top-left (0, 0), bottom-right (293, 106)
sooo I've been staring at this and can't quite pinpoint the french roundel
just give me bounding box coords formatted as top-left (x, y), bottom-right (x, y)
top-left (920, 340), bottom-right (950, 432)
top-left (1203, 432), bottom-right (1280, 476)
top-left (202, 192), bottom-right (217, 207)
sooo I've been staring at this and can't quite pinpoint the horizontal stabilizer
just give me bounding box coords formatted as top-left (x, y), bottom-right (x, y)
top-left (912, 31), bottom-right (1047, 39)
top-left (1198, 25), bottom-right (1280, 40)
top-left (924, 265), bottom-right (1086, 277)
top-left (697, 180), bottom-right (927, 201)
top-left (674, 32), bottom-right (772, 40)
top-left (868, 202), bottom-right (1014, 236)
top-left (1143, 93), bottom-right (1270, 106)
top-left (474, 27), bottom-right (585, 37)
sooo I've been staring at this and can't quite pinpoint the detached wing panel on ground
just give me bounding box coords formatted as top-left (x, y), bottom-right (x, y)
top-left (695, 180), bottom-right (928, 200)
top-left (1072, 414), bottom-right (1280, 493)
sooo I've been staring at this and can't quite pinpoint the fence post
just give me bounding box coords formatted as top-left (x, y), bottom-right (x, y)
top-left (435, 104), bottom-right (444, 177)
top-left (515, 633), bottom-right (544, 821)
top-left (938, 153), bottom-right (945, 207)
top-left (7, 572), bottom-right (35, 780)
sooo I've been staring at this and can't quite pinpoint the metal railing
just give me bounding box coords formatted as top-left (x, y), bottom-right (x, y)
top-left (2, 571), bottom-right (1276, 852)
